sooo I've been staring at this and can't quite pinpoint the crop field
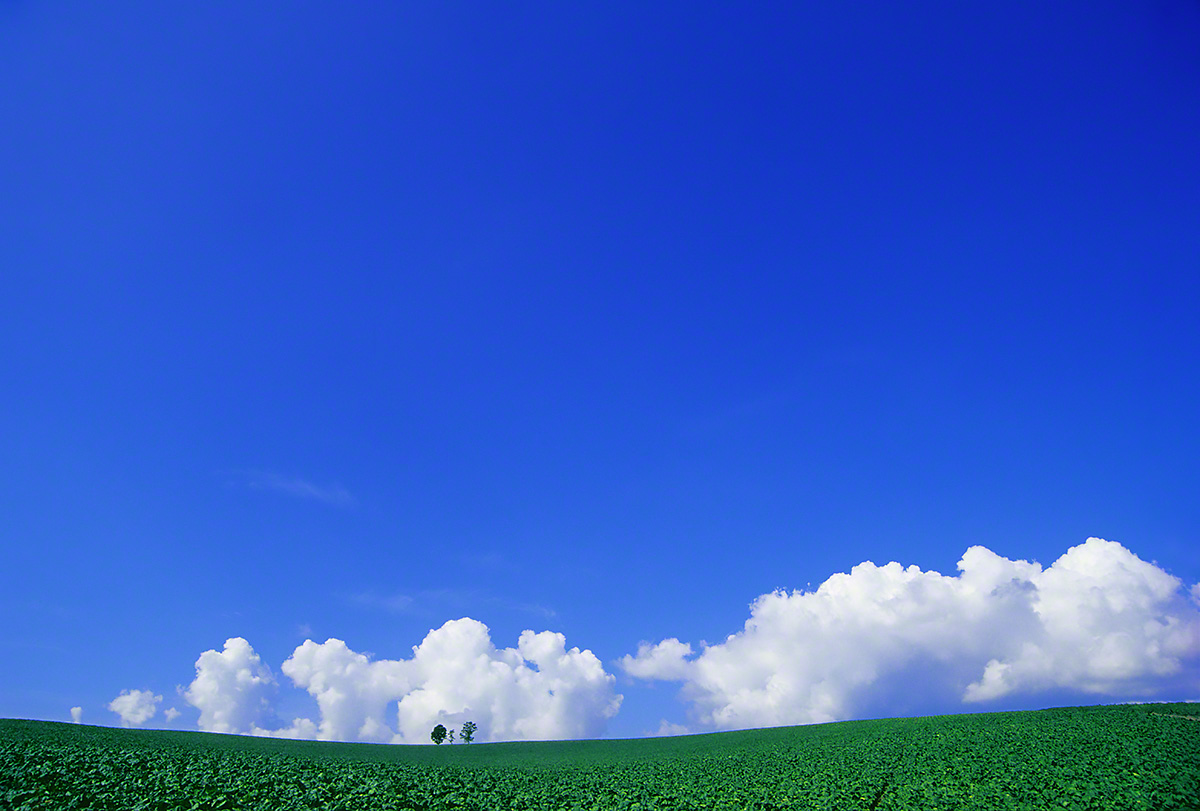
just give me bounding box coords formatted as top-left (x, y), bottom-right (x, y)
top-left (2, 703), bottom-right (1198, 810)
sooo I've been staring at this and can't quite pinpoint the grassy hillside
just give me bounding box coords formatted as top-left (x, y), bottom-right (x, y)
top-left (2, 703), bottom-right (1197, 810)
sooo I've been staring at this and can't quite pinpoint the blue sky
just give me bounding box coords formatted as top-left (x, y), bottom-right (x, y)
top-left (2, 2), bottom-right (1199, 741)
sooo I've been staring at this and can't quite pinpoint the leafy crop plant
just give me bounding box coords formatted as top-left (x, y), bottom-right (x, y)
top-left (2, 703), bottom-right (1198, 809)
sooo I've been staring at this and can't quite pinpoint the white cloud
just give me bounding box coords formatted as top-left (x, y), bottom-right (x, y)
top-left (163, 707), bottom-right (181, 722)
top-left (108, 689), bottom-right (162, 727)
top-left (653, 720), bottom-right (691, 737)
top-left (173, 620), bottom-right (621, 743)
top-left (183, 637), bottom-right (277, 734)
top-left (962, 539), bottom-right (1200, 701)
top-left (272, 618), bottom-right (621, 743)
top-left (69, 706), bottom-right (83, 724)
top-left (621, 538), bottom-right (1200, 731)
top-left (251, 717), bottom-right (320, 740)
top-left (175, 622), bottom-right (621, 744)
top-left (623, 639), bottom-right (694, 681)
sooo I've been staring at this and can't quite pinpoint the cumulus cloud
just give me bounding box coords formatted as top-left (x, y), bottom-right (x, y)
top-left (271, 619), bottom-right (621, 743)
top-left (622, 538), bottom-right (1200, 732)
top-left (252, 717), bottom-right (320, 740)
top-left (183, 637), bottom-right (277, 733)
top-left (178, 620), bottom-right (620, 743)
top-left (623, 639), bottom-right (694, 681)
top-left (963, 539), bottom-right (1199, 701)
top-left (69, 706), bottom-right (83, 724)
top-left (108, 689), bottom-right (162, 727)
top-left (163, 707), bottom-right (181, 722)
top-left (653, 720), bottom-right (690, 737)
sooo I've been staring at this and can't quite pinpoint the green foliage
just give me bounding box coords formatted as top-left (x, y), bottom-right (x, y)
top-left (461, 721), bottom-right (477, 744)
top-left (430, 724), bottom-right (447, 746)
top-left (2, 703), bottom-right (1198, 809)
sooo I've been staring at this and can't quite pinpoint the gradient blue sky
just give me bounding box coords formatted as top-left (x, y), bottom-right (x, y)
top-left (3, 2), bottom-right (1199, 740)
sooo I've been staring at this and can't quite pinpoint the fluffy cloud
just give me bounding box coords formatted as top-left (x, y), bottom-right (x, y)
top-left (252, 717), bottom-right (320, 740)
top-left (69, 706), bottom-right (83, 724)
top-left (623, 638), bottom-right (694, 681)
top-left (185, 620), bottom-right (621, 743)
top-left (108, 689), bottom-right (162, 727)
top-left (183, 637), bottom-right (277, 733)
top-left (275, 619), bottom-right (621, 743)
top-left (963, 539), bottom-right (1199, 701)
top-left (653, 720), bottom-right (690, 737)
top-left (163, 707), bottom-right (181, 722)
top-left (622, 538), bottom-right (1200, 732)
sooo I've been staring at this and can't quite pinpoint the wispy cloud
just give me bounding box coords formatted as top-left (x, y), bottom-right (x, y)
top-left (349, 592), bottom-right (416, 614)
top-left (345, 588), bottom-right (555, 620)
top-left (456, 551), bottom-right (520, 572)
top-left (227, 471), bottom-right (356, 508)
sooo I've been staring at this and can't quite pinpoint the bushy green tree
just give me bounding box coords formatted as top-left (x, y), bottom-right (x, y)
top-left (431, 724), bottom-right (447, 745)
top-left (461, 720), bottom-right (477, 743)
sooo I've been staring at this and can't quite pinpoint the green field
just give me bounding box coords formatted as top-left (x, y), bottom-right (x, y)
top-left (2, 703), bottom-right (1197, 810)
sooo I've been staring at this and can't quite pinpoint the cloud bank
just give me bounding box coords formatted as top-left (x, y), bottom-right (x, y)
top-left (185, 619), bottom-right (621, 743)
top-left (108, 689), bottom-right (162, 727)
top-left (621, 538), bottom-right (1200, 732)
top-left (168, 538), bottom-right (1196, 740)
